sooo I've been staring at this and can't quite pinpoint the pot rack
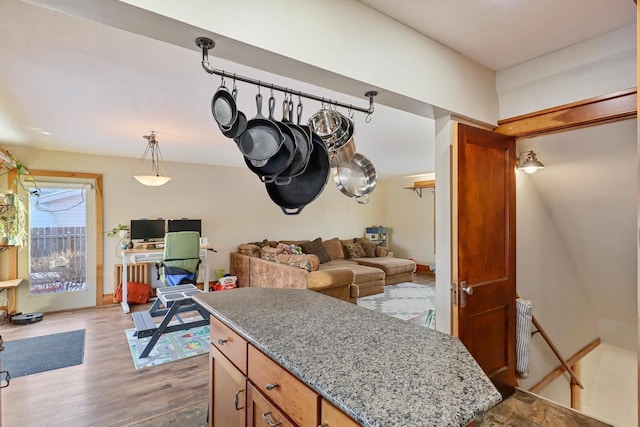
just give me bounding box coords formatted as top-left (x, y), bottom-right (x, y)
top-left (195, 37), bottom-right (377, 118)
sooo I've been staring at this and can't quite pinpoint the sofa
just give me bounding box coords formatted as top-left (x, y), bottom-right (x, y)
top-left (230, 236), bottom-right (416, 301)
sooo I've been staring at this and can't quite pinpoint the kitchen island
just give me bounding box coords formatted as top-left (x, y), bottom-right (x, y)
top-left (194, 287), bottom-right (502, 427)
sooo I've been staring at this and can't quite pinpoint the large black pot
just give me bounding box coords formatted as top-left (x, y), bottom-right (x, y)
top-left (265, 131), bottom-right (330, 215)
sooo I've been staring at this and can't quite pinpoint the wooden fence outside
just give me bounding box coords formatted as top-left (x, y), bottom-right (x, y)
top-left (30, 226), bottom-right (86, 258)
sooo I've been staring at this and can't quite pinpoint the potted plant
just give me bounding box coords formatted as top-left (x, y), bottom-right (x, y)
top-left (0, 147), bottom-right (40, 196)
top-left (106, 223), bottom-right (130, 238)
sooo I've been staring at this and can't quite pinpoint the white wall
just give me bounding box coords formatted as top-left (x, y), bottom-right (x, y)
top-left (4, 145), bottom-right (386, 300)
top-left (540, 344), bottom-right (638, 427)
top-left (497, 24), bottom-right (637, 119)
top-left (381, 175), bottom-right (435, 266)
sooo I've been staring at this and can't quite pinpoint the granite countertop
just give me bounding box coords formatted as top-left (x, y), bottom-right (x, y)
top-left (194, 288), bottom-right (502, 427)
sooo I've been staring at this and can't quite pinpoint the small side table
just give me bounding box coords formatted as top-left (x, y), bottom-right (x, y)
top-left (0, 279), bottom-right (23, 315)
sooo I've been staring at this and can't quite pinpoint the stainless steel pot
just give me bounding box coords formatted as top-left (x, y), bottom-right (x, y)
top-left (333, 153), bottom-right (376, 204)
top-left (328, 119), bottom-right (356, 167)
top-left (308, 109), bottom-right (343, 138)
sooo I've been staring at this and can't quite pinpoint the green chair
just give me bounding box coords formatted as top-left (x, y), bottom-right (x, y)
top-left (158, 231), bottom-right (201, 287)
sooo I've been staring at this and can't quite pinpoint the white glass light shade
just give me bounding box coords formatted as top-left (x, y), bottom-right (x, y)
top-left (132, 132), bottom-right (171, 186)
top-left (132, 175), bottom-right (172, 186)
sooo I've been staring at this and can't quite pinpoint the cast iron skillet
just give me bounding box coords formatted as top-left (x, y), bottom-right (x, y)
top-left (265, 131), bottom-right (330, 215)
top-left (274, 99), bottom-right (312, 185)
top-left (244, 96), bottom-right (296, 183)
top-left (235, 93), bottom-right (284, 161)
top-left (211, 84), bottom-right (238, 130)
top-left (219, 87), bottom-right (247, 139)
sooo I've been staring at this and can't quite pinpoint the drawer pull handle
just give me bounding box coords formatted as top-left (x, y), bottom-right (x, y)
top-left (265, 383), bottom-right (279, 390)
top-left (262, 412), bottom-right (282, 426)
top-left (217, 338), bottom-right (228, 346)
top-left (234, 389), bottom-right (244, 410)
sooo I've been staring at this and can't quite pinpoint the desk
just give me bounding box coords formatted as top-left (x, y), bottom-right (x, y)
top-left (0, 279), bottom-right (22, 314)
top-left (120, 246), bottom-right (213, 314)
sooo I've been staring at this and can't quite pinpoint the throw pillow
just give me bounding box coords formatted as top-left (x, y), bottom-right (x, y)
top-left (261, 246), bottom-right (282, 262)
top-left (253, 239), bottom-right (270, 248)
top-left (300, 237), bottom-right (330, 263)
top-left (322, 237), bottom-right (345, 260)
top-left (345, 242), bottom-right (366, 259)
top-left (356, 237), bottom-right (377, 258)
top-left (238, 244), bottom-right (261, 257)
top-left (360, 242), bottom-right (377, 257)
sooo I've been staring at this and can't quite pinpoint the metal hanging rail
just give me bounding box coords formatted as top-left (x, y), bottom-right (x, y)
top-left (195, 37), bottom-right (377, 116)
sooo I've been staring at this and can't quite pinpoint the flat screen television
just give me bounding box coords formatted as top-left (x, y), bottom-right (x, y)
top-left (167, 219), bottom-right (202, 236)
top-left (130, 219), bottom-right (166, 241)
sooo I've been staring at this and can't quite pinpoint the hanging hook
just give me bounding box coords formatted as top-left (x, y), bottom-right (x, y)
top-left (365, 112), bottom-right (372, 123)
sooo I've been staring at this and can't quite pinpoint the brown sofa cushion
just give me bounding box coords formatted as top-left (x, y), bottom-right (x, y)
top-left (323, 237), bottom-right (345, 260)
top-left (238, 243), bottom-right (261, 257)
top-left (344, 242), bottom-right (366, 258)
top-left (300, 237), bottom-right (330, 263)
top-left (355, 238), bottom-right (377, 258)
top-left (275, 254), bottom-right (319, 272)
top-left (261, 246), bottom-right (282, 261)
top-left (354, 257), bottom-right (416, 276)
top-left (375, 246), bottom-right (389, 257)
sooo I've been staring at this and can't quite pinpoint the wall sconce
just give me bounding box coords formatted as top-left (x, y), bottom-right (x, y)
top-left (132, 131), bottom-right (172, 186)
top-left (517, 150), bottom-right (545, 175)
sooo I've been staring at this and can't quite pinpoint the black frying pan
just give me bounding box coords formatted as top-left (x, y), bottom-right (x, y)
top-left (244, 95), bottom-right (296, 183)
top-left (265, 131), bottom-right (330, 215)
top-left (235, 93), bottom-right (284, 161)
top-left (274, 99), bottom-right (311, 185)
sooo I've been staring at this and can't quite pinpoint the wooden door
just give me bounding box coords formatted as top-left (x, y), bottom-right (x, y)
top-left (210, 345), bottom-right (245, 427)
top-left (452, 123), bottom-right (516, 398)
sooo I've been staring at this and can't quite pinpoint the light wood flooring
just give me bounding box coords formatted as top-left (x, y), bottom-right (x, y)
top-left (1, 303), bottom-right (209, 427)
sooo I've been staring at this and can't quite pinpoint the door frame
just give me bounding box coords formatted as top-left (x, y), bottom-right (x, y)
top-left (10, 169), bottom-right (104, 307)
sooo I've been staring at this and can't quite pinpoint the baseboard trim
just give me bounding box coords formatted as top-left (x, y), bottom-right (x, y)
top-left (415, 264), bottom-right (434, 274)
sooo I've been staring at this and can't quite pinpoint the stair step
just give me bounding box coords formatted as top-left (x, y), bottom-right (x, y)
top-left (132, 311), bottom-right (156, 338)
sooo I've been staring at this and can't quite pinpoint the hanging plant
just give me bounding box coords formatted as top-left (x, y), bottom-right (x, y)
top-left (0, 194), bottom-right (28, 249)
top-left (0, 147), bottom-right (40, 196)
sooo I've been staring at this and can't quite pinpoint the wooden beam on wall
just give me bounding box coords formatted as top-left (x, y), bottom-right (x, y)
top-left (495, 88), bottom-right (637, 139)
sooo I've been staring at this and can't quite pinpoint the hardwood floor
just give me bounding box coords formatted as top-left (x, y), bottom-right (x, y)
top-left (1, 304), bottom-right (209, 427)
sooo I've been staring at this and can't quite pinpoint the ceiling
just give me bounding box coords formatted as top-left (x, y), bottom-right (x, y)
top-left (0, 0), bottom-right (635, 177)
top-left (360, 0), bottom-right (636, 71)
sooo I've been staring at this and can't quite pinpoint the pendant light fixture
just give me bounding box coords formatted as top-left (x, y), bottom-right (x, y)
top-left (132, 131), bottom-right (172, 186)
top-left (517, 150), bottom-right (545, 175)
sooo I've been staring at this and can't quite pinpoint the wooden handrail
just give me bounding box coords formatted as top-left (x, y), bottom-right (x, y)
top-left (529, 338), bottom-right (600, 394)
top-left (517, 294), bottom-right (583, 389)
top-left (530, 316), bottom-right (583, 389)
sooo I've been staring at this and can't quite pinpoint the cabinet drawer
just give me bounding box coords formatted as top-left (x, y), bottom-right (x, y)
top-left (247, 382), bottom-right (295, 427)
top-left (210, 315), bottom-right (247, 375)
top-left (248, 345), bottom-right (318, 427)
top-left (321, 399), bottom-right (361, 427)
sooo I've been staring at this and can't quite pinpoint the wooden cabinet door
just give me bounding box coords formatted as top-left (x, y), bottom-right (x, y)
top-left (247, 382), bottom-right (295, 427)
top-left (320, 399), bottom-right (360, 427)
top-left (210, 345), bottom-right (246, 427)
top-left (452, 123), bottom-right (517, 398)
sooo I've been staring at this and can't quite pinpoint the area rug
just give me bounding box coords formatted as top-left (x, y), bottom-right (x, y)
top-left (358, 282), bottom-right (436, 328)
top-left (1, 329), bottom-right (86, 378)
top-left (125, 321), bottom-right (210, 370)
